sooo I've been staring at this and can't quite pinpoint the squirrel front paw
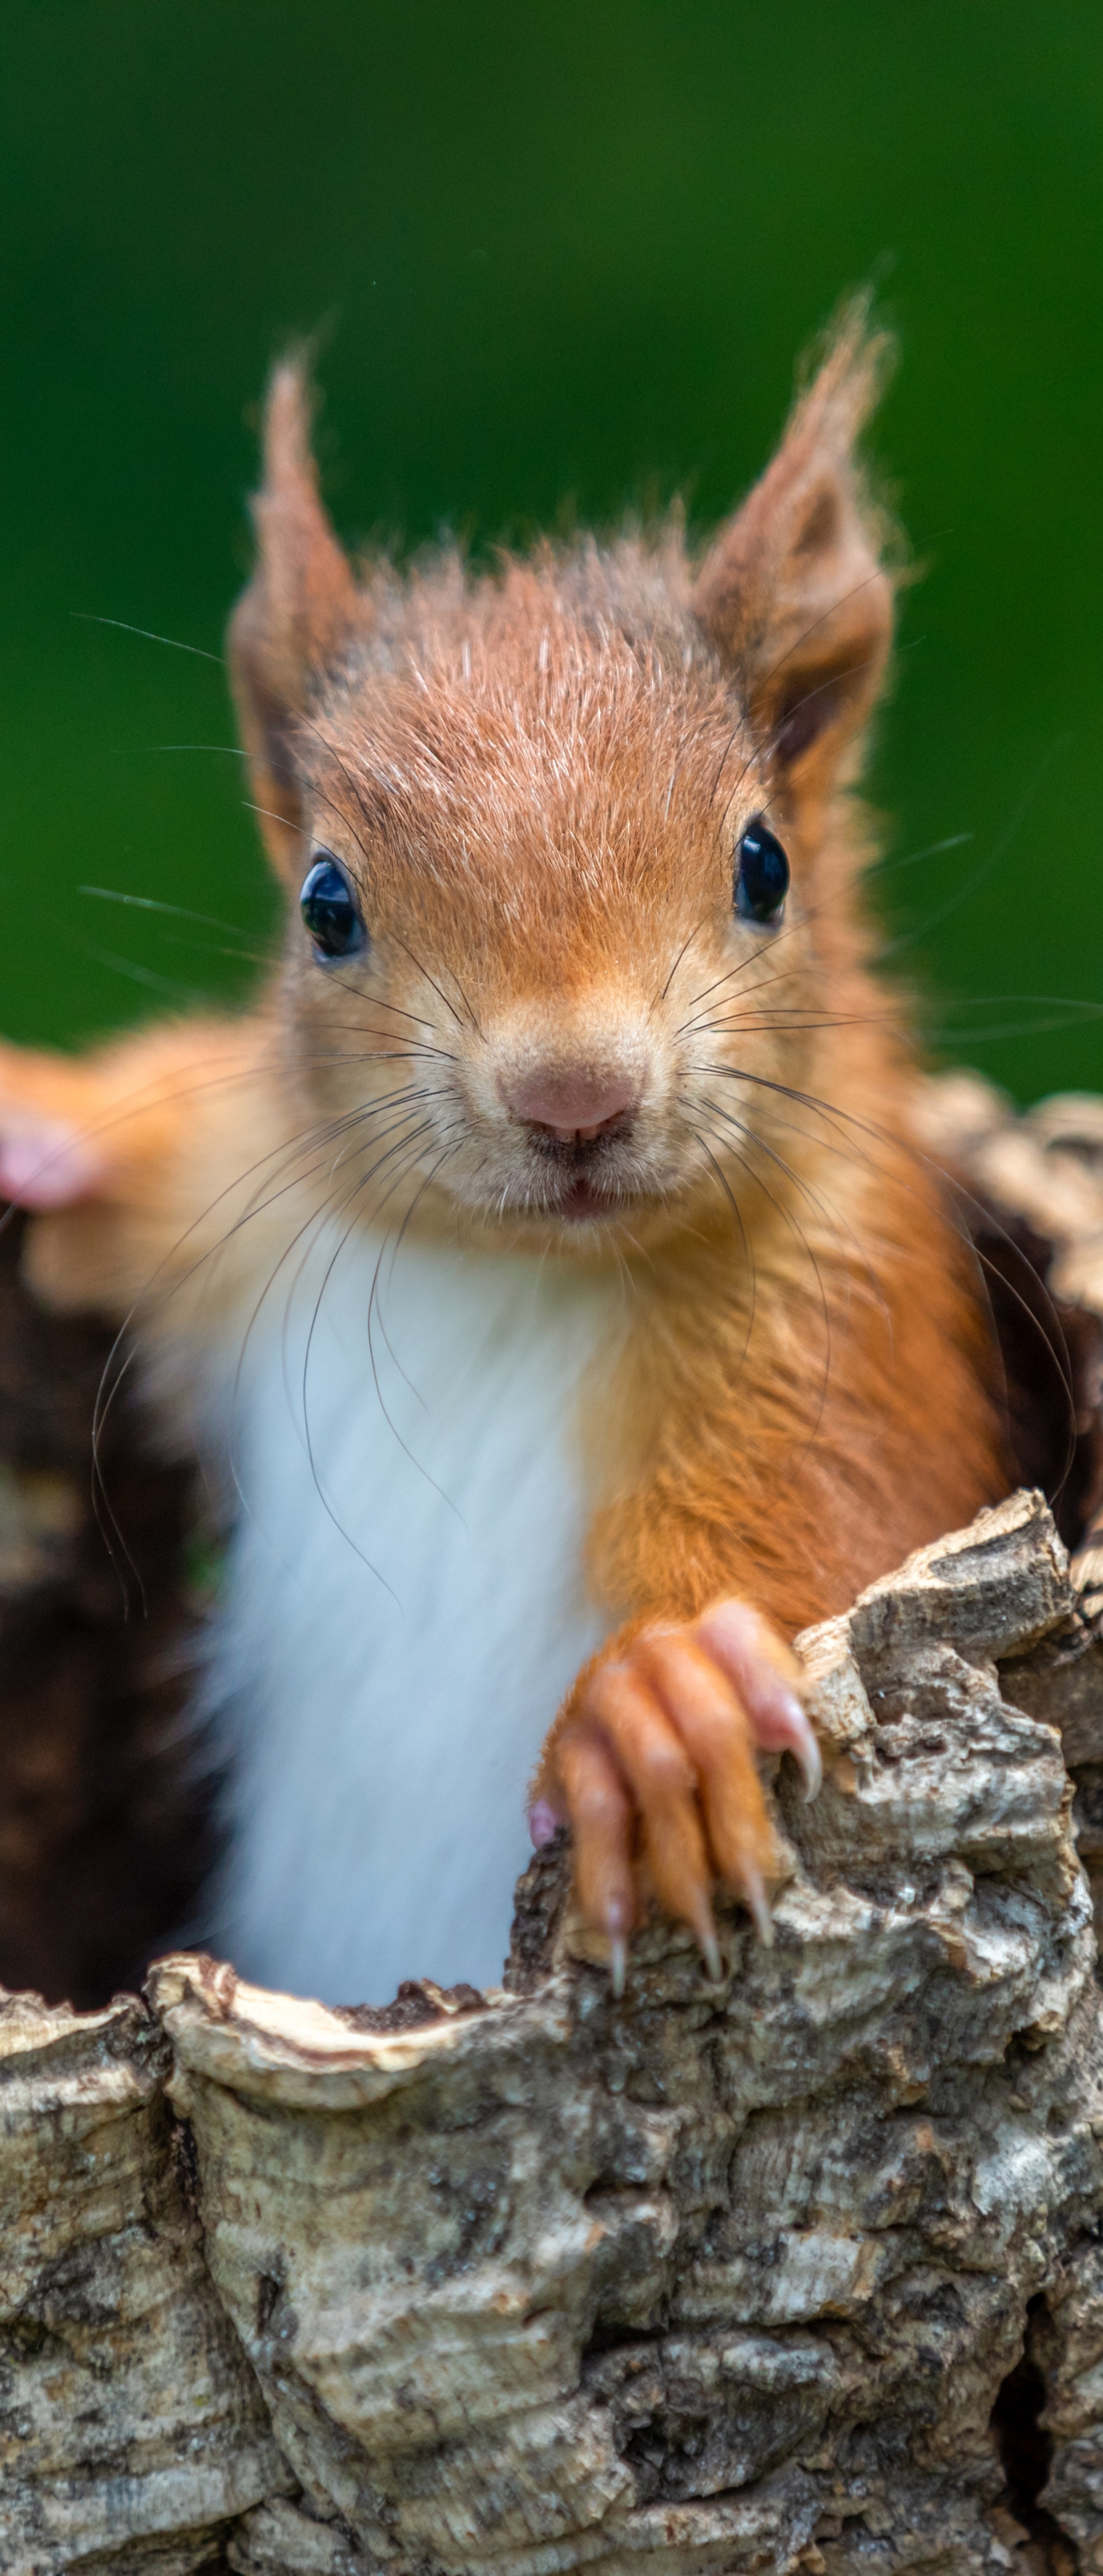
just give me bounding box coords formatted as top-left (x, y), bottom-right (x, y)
top-left (0, 1112), bottom-right (105, 1210)
top-left (531, 1601), bottom-right (821, 1992)
top-left (0, 1046), bottom-right (109, 1209)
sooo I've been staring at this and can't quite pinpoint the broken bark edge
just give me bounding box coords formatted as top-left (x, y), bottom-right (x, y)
top-left (7, 1074), bottom-right (1103, 2576)
top-left (3, 1478), bottom-right (1103, 2576)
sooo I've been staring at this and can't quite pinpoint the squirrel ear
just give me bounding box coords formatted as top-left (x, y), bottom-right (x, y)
top-left (228, 358), bottom-right (360, 870)
top-left (692, 303), bottom-right (896, 799)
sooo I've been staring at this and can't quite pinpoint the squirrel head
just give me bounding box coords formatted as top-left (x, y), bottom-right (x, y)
top-left (228, 307), bottom-right (897, 1251)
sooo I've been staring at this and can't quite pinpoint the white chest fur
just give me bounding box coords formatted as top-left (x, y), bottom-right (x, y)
top-left (198, 1228), bottom-right (618, 2006)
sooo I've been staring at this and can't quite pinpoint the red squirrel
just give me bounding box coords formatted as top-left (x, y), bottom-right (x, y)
top-left (0, 310), bottom-right (1010, 2004)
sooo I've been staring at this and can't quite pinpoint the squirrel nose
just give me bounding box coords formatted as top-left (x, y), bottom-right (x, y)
top-left (501, 1065), bottom-right (641, 1145)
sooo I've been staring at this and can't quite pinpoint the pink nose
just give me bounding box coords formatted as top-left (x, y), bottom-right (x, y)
top-left (501, 1065), bottom-right (640, 1144)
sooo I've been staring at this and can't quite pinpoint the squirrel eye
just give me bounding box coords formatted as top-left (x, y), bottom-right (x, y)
top-left (299, 854), bottom-right (366, 961)
top-left (735, 816), bottom-right (790, 925)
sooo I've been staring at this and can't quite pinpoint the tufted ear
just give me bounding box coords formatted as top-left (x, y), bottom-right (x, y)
top-left (692, 305), bottom-right (896, 803)
top-left (228, 359), bottom-right (361, 873)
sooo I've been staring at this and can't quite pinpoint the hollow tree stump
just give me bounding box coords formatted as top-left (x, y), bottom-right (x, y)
top-left (4, 1071), bottom-right (1103, 2576)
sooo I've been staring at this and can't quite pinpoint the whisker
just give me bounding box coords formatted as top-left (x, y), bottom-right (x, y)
top-left (688, 1129), bottom-right (758, 1389)
top-left (79, 885), bottom-right (262, 941)
top-left (696, 1080), bottom-right (892, 1355)
top-left (878, 739), bottom-right (1066, 961)
top-left (694, 1061), bottom-right (1081, 1506)
top-left (687, 1008), bottom-right (899, 1040)
top-left (690, 1107), bottom-right (838, 1450)
top-left (652, 916), bottom-right (710, 1012)
top-left (222, 1120), bottom-right (435, 1580)
top-left (297, 1120), bottom-right (448, 1573)
top-left (88, 1079), bottom-right (454, 1588)
top-left (363, 1122), bottom-right (470, 1467)
top-left (71, 611), bottom-right (225, 666)
top-left (692, 1099), bottom-right (841, 1438)
top-left (291, 1118), bottom-right (470, 1565)
top-left (865, 830), bottom-right (974, 881)
top-left (65, 933), bottom-right (207, 1004)
top-left (225, 1101), bottom-right (448, 1495)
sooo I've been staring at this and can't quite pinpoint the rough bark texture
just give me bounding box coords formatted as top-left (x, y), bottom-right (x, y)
top-left (5, 1073), bottom-right (1103, 2576)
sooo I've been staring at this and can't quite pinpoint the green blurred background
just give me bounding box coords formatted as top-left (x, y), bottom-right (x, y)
top-left (3, 1), bottom-right (1102, 1100)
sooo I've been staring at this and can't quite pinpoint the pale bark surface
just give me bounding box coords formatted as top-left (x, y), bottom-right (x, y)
top-left (5, 1074), bottom-right (1103, 2576)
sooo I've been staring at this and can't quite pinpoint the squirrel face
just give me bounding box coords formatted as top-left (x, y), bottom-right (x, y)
top-left (277, 576), bottom-right (812, 1248)
top-left (229, 312), bottom-right (896, 1252)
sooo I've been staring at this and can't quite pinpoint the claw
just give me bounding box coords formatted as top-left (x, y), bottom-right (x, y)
top-left (743, 1866), bottom-right (774, 1947)
top-left (686, 1885), bottom-right (723, 1986)
top-left (604, 1890), bottom-right (632, 2000)
top-left (692, 1601), bottom-right (821, 1801)
top-left (556, 1592), bottom-right (805, 1992)
top-left (780, 1694), bottom-right (823, 1802)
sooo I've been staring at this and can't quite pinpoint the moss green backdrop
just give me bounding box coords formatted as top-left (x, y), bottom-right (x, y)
top-left (3, 1), bottom-right (1101, 1101)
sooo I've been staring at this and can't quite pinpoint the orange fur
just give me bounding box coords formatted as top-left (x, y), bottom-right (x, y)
top-left (0, 305), bottom-right (1013, 1964)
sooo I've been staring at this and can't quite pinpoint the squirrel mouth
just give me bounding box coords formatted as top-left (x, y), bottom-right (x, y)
top-left (557, 1175), bottom-right (624, 1223)
top-left (521, 1134), bottom-right (644, 1225)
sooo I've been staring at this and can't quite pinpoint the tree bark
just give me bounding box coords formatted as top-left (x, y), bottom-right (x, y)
top-left (5, 1073), bottom-right (1103, 2576)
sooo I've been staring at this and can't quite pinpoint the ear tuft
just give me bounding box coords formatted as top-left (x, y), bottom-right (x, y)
top-left (692, 297), bottom-right (898, 798)
top-left (228, 356), bottom-right (360, 870)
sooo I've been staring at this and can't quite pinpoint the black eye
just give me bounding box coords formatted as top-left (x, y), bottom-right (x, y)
top-left (735, 817), bottom-right (790, 926)
top-left (299, 855), bottom-right (366, 961)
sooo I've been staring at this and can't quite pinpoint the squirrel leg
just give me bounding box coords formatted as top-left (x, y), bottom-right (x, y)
top-left (533, 1601), bottom-right (821, 1992)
